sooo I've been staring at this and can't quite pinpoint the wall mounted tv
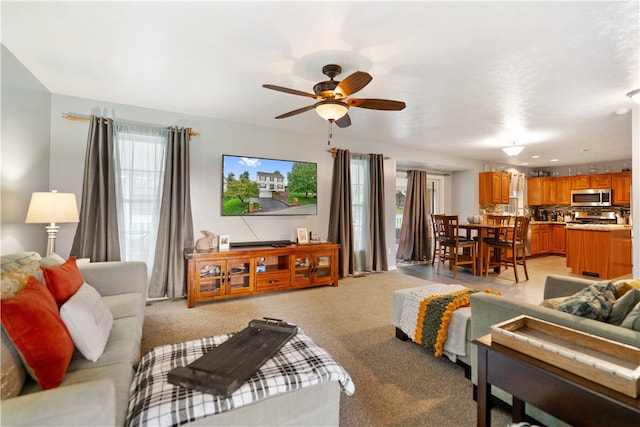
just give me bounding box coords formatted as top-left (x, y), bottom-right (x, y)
top-left (222, 155), bottom-right (317, 216)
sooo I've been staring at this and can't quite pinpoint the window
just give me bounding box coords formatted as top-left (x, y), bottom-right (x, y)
top-left (113, 124), bottom-right (168, 275)
top-left (350, 154), bottom-right (371, 273)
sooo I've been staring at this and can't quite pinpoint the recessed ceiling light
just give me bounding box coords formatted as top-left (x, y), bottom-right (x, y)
top-left (520, 162), bottom-right (529, 166)
top-left (550, 159), bottom-right (559, 162)
top-left (531, 155), bottom-right (540, 159)
top-left (615, 108), bottom-right (629, 115)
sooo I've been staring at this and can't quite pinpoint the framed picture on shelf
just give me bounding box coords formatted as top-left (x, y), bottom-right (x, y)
top-left (219, 234), bottom-right (230, 251)
top-left (296, 228), bottom-right (309, 245)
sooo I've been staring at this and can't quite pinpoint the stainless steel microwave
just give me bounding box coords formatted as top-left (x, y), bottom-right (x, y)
top-left (571, 188), bottom-right (612, 207)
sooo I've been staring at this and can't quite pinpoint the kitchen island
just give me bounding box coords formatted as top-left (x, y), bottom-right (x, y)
top-left (565, 224), bottom-right (632, 279)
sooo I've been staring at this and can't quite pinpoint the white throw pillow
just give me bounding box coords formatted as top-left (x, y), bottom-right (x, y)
top-left (60, 282), bottom-right (113, 361)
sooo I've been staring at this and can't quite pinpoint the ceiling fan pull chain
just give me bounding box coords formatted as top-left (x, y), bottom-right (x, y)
top-left (327, 121), bottom-right (333, 145)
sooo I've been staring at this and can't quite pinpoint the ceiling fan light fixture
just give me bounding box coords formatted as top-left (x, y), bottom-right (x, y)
top-left (627, 88), bottom-right (640, 104)
top-left (502, 143), bottom-right (525, 156)
top-left (314, 100), bottom-right (349, 122)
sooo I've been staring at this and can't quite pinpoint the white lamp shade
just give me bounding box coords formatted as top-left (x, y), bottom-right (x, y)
top-left (25, 192), bottom-right (79, 224)
top-left (502, 145), bottom-right (525, 156)
top-left (315, 101), bottom-right (349, 122)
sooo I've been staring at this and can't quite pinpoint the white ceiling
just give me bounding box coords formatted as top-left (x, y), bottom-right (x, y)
top-left (2, 1), bottom-right (638, 169)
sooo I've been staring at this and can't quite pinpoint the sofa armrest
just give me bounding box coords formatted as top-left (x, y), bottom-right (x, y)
top-left (0, 379), bottom-right (115, 426)
top-left (78, 261), bottom-right (147, 297)
top-left (543, 275), bottom-right (595, 299)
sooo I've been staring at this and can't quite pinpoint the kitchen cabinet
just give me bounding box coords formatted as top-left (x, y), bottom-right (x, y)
top-left (612, 171), bottom-right (632, 205)
top-left (530, 223), bottom-right (551, 256)
top-left (571, 174), bottom-right (612, 190)
top-left (541, 178), bottom-right (556, 205)
top-left (571, 175), bottom-right (591, 190)
top-left (184, 243), bottom-right (339, 307)
top-left (527, 177), bottom-right (556, 206)
top-left (555, 177), bottom-right (572, 205)
top-left (479, 171), bottom-right (510, 205)
top-left (566, 227), bottom-right (632, 279)
top-left (550, 224), bottom-right (566, 255)
top-left (527, 177), bottom-right (543, 206)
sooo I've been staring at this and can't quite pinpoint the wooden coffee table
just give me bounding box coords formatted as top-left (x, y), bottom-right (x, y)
top-left (474, 334), bottom-right (640, 427)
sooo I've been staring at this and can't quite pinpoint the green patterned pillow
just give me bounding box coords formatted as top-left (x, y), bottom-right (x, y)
top-left (556, 281), bottom-right (617, 321)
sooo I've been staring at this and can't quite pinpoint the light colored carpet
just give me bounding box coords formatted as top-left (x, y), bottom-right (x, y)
top-left (142, 270), bottom-right (514, 426)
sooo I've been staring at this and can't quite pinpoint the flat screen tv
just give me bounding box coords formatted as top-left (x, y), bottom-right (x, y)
top-left (222, 154), bottom-right (317, 216)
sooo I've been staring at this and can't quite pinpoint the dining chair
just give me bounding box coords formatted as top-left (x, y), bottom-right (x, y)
top-left (433, 214), bottom-right (477, 278)
top-left (483, 215), bottom-right (530, 282)
top-left (430, 213), bottom-right (445, 265)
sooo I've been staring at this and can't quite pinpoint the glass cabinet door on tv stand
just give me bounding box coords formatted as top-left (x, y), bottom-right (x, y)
top-left (292, 249), bottom-right (337, 287)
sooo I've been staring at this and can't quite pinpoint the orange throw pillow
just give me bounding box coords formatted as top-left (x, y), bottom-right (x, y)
top-left (40, 256), bottom-right (84, 306)
top-left (0, 277), bottom-right (74, 389)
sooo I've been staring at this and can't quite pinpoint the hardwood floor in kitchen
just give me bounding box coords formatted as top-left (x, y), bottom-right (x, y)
top-left (395, 255), bottom-right (590, 304)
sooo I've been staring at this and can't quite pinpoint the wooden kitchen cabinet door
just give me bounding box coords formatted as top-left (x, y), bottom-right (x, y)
top-left (479, 172), bottom-right (510, 204)
top-left (571, 175), bottom-right (591, 190)
top-left (591, 173), bottom-right (612, 189)
top-left (527, 177), bottom-right (542, 206)
top-left (555, 177), bottom-right (571, 205)
top-left (541, 178), bottom-right (556, 205)
top-left (612, 172), bottom-right (631, 205)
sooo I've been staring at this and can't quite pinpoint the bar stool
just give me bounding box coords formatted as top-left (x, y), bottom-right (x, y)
top-left (433, 214), bottom-right (477, 278)
top-left (483, 215), bottom-right (530, 282)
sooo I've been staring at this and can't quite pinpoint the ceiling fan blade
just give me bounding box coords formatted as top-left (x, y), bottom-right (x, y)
top-left (335, 71), bottom-right (372, 97)
top-left (335, 114), bottom-right (351, 128)
top-left (275, 104), bottom-right (315, 119)
top-left (347, 98), bottom-right (406, 111)
top-left (263, 84), bottom-right (316, 99)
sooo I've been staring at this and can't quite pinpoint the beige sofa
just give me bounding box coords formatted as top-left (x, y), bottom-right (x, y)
top-left (1, 252), bottom-right (147, 426)
top-left (470, 275), bottom-right (640, 426)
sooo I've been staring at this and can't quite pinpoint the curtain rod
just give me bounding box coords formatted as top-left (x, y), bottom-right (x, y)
top-left (61, 113), bottom-right (200, 137)
top-left (328, 147), bottom-right (390, 159)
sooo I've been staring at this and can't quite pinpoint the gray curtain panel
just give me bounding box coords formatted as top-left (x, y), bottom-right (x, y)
top-left (328, 149), bottom-right (354, 278)
top-left (71, 116), bottom-right (121, 262)
top-left (369, 154), bottom-right (388, 272)
top-left (396, 170), bottom-right (430, 261)
top-left (149, 127), bottom-right (194, 298)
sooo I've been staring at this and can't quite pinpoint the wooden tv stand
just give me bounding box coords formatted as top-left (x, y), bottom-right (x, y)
top-left (184, 243), bottom-right (339, 308)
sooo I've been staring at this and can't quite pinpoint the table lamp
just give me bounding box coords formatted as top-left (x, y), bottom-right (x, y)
top-left (25, 191), bottom-right (79, 256)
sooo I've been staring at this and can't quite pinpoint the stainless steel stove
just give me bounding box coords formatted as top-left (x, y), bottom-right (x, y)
top-left (571, 210), bottom-right (617, 224)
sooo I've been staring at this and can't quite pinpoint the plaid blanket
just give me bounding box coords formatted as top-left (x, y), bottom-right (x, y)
top-left (125, 330), bottom-right (355, 427)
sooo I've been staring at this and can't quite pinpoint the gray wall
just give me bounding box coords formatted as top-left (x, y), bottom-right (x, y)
top-left (1, 45), bottom-right (52, 255)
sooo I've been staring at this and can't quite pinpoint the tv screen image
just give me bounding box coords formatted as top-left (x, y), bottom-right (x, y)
top-left (222, 155), bottom-right (317, 216)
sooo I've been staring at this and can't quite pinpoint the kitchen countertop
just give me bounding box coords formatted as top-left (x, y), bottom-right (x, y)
top-left (565, 223), bottom-right (633, 230)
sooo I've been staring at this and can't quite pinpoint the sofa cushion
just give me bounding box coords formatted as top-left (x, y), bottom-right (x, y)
top-left (556, 281), bottom-right (617, 321)
top-left (40, 256), bottom-right (84, 307)
top-left (607, 288), bottom-right (640, 326)
top-left (1, 328), bottom-right (26, 399)
top-left (0, 252), bottom-right (41, 274)
top-left (60, 283), bottom-right (114, 362)
top-left (20, 362), bottom-right (133, 427)
top-left (620, 301), bottom-right (640, 331)
top-left (0, 276), bottom-right (74, 389)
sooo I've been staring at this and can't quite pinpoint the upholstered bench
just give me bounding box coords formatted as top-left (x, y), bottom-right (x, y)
top-left (125, 330), bottom-right (354, 427)
top-left (391, 284), bottom-right (473, 376)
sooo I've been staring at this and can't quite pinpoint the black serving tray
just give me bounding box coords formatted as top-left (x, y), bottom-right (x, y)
top-left (168, 318), bottom-right (298, 397)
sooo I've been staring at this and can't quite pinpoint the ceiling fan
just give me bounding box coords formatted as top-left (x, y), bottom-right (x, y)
top-left (263, 64), bottom-right (406, 128)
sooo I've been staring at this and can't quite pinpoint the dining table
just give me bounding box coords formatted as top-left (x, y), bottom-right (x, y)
top-left (458, 223), bottom-right (505, 276)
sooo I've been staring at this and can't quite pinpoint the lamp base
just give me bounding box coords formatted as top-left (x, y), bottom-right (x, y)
top-left (45, 223), bottom-right (60, 257)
